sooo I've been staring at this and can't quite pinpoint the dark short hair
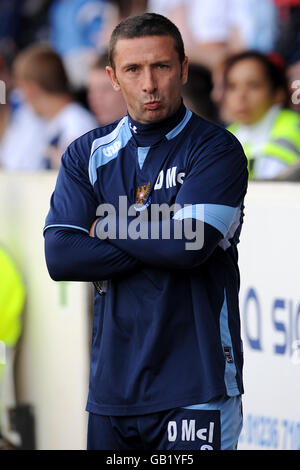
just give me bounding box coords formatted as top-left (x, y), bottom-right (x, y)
top-left (224, 51), bottom-right (289, 101)
top-left (108, 13), bottom-right (185, 68)
top-left (182, 62), bottom-right (218, 122)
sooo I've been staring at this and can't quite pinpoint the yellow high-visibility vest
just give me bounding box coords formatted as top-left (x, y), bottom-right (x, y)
top-left (228, 109), bottom-right (300, 180)
top-left (0, 245), bottom-right (25, 380)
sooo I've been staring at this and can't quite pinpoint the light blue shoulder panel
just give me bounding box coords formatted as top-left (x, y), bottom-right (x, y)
top-left (173, 203), bottom-right (240, 237)
top-left (88, 116), bottom-right (132, 185)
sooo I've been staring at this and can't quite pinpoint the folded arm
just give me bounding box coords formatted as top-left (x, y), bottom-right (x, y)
top-left (44, 227), bottom-right (142, 282)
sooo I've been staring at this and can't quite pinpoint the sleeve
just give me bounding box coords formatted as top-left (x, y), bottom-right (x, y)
top-left (173, 127), bottom-right (248, 220)
top-left (96, 129), bottom-right (248, 269)
top-left (44, 227), bottom-right (142, 282)
top-left (44, 142), bottom-right (98, 234)
top-left (43, 140), bottom-right (142, 281)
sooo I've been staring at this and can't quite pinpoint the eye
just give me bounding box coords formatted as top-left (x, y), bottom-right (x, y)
top-left (226, 82), bottom-right (236, 91)
top-left (247, 81), bottom-right (262, 90)
top-left (127, 66), bottom-right (138, 73)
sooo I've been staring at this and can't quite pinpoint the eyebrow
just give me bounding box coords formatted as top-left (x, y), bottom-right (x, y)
top-left (121, 60), bottom-right (172, 69)
top-left (121, 62), bottom-right (139, 70)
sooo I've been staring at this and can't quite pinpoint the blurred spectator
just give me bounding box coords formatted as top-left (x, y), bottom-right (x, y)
top-left (48, 0), bottom-right (118, 90)
top-left (273, 0), bottom-right (300, 64)
top-left (0, 244), bottom-right (25, 449)
top-left (224, 51), bottom-right (300, 180)
top-left (0, 103), bottom-right (48, 171)
top-left (148, 0), bottom-right (278, 69)
top-left (17, 0), bottom-right (52, 52)
top-left (0, 0), bottom-right (20, 65)
top-left (87, 52), bottom-right (127, 125)
top-left (0, 54), bottom-right (48, 171)
top-left (272, 1), bottom-right (300, 115)
top-left (182, 62), bottom-right (219, 122)
top-left (210, 60), bottom-right (231, 124)
top-left (97, 0), bottom-right (150, 51)
top-left (11, 45), bottom-right (97, 170)
top-left (0, 56), bottom-right (10, 142)
top-left (0, 1), bottom-right (52, 66)
top-left (111, 0), bottom-right (148, 18)
top-left (228, 0), bottom-right (278, 53)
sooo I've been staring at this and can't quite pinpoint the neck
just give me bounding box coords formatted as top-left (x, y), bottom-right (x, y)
top-left (242, 104), bottom-right (282, 130)
top-left (128, 100), bottom-right (186, 146)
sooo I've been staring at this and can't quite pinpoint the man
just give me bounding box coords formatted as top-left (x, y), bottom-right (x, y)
top-left (0, 52), bottom-right (48, 171)
top-left (12, 45), bottom-right (97, 169)
top-left (87, 52), bottom-right (127, 125)
top-left (44, 13), bottom-right (248, 450)
top-left (48, 0), bottom-right (118, 90)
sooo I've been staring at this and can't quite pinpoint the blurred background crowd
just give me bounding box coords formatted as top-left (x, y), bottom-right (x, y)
top-left (0, 0), bottom-right (300, 180)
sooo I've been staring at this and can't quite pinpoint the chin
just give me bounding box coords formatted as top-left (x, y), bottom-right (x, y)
top-left (149, 108), bottom-right (170, 121)
top-left (240, 117), bottom-right (256, 125)
top-left (233, 113), bottom-right (252, 125)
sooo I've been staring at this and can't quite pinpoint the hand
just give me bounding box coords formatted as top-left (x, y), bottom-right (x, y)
top-left (89, 218), bottom-right (100, 237)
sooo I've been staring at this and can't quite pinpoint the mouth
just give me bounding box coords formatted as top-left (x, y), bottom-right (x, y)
top-left (235, 108), bottom-right (249, 115)
top-left (144, 101), bottom-right (162, 110)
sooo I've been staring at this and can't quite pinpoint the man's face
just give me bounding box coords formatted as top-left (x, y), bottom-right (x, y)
top-left (106, 35), bottom-right (188, 124)
top-left (87, 67), bottom-right (127, 125)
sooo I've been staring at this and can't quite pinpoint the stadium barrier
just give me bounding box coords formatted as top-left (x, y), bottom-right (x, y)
top-left (0, 172), bottom-right (299, 450)
top-left (0, 171), bottom-right (90, 450)
top-left (238, 182), bottom-right (300, 450)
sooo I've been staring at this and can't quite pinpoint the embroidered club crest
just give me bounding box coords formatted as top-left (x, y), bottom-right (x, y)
top-left (135, 181), bottom-right (151, 206)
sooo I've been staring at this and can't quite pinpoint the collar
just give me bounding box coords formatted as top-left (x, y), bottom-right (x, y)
top-left (127, 100), bottom-right (186, 147)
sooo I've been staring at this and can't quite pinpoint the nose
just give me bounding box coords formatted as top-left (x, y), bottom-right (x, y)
top-left (235, 86), bottom-right (248, 101)
top-left (142, 68), bottom-right (157, 94)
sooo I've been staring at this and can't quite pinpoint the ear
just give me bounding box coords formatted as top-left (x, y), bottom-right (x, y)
top-left (181, 56), bottom-right (189, 86)
top-left (18, 79), bottom-right (41, 101)
top-left (106, 66), bottom-right (121, 92)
